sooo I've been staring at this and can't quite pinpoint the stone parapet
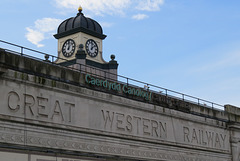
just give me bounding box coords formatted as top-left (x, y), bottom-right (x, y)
top-left (0, 49), bottom-right (239, 160)
top-left (0, 49), bottom-right (231, 120)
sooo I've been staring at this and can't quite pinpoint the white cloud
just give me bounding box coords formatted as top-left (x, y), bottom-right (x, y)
top-left (25, 18), bottom-right (62, 48)
top-left (35, 18), bottom-right (62, 32)
top-left (132, 14), bottom-right (149, 20)
top-left (25, 27), bottom-right (44, 47)
top-left (54, 0), bottom-right (131, 16)
top-left (136, 0), bottom-right (164, 11)
top-left (26, 0), bottom-right (165, 47)
top-left (54, 0), bottom-right (164, 16)
top-left (100, 22), bottom-right (114, 28)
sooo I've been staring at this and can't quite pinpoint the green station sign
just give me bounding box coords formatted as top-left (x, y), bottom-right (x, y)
top-left (85, 74), bottom-right (152, 101)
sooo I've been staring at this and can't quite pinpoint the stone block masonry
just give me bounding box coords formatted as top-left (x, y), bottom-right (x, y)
top-left (0, 49), bottom-right (239, 160)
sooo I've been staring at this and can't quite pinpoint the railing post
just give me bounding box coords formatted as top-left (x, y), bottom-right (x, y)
top-left (21, 47), bottom-right (23, 56)
top-left (80, 64), bottom-right (82, 74)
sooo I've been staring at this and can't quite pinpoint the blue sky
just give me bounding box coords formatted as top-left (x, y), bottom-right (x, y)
top-left (0, 0), bottom-right (240, 108)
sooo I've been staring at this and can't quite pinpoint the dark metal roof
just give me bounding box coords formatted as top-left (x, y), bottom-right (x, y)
top-left (54, 11), bottom-right (106, 40)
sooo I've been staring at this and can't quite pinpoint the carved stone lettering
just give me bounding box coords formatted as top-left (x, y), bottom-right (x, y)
top-left (183, 126), bottom-right (227, 149)
top-left (143, 118), bottom-right (151, 136)
top-left (6, 91), bottom-right (75, 123)
top-left (133, 116), bottom-right (141, 135)
top-left (151, 120), bottom-right (159, 137)
top-left (101, 110), bottom-right (167, 140)
top-left (159, 122), bottom-right (167, 138)
top-left (51, 100), bottom-right (64, 121)
top-left (8, 91), bottom-right (20, 111)
top-left (65, 102), bottom-right (75, 122)
top-left (126, 115), bottom-right (133, 132)
top-left (102, 110), bottom-right (114, 129)
top-left (37, 96), bottom-right (49, 118)
top-left (116, 112), bottom-right (125, 131)
top-left (24, 93), bottom-right (35, 116)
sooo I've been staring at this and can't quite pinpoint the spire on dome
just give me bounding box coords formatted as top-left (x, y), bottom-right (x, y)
top-left (78, 6), bottom-right (82, 13)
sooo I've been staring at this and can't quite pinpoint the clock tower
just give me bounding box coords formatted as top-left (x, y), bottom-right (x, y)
top-left (54, 7), bottom-right (118, 80)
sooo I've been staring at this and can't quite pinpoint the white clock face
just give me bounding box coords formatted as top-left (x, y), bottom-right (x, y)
top-left (85, 39), bottom-right (98, 57)
top-left (62, 39), bottom-right (75, 57)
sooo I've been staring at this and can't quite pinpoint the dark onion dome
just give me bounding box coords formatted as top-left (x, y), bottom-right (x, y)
top-left (54, 7), bottom-right (106, 40)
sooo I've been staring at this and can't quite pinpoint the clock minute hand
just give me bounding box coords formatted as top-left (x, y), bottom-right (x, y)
top-left (91, 44), bottom-right (96, 50)
top-left (67, 44), bottom-right (70, 50)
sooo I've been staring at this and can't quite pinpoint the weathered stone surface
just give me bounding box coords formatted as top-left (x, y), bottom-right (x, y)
top-left (0, 50), bottom-right (239, 161)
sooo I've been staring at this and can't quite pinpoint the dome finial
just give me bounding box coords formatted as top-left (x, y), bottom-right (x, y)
top-left (78, 5), bottom-right (82, 12)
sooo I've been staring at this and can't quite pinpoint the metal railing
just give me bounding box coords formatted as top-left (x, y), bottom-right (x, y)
top-left (0, 40), bottom-right (224, 110)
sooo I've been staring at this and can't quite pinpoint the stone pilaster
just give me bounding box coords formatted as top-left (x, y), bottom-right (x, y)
top-left (225, 104), bottom-right (240, 161)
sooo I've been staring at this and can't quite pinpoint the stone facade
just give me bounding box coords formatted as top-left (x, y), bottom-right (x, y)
top-left (0, 49), bottom-right (240, 160)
